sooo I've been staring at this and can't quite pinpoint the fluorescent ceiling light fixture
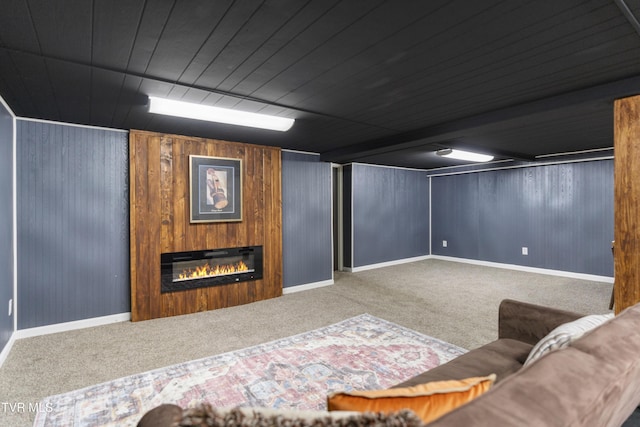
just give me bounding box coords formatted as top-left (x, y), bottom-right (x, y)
top-left (436, 148), bottom-right (494, 162)
top-left (148, 96), bottom-right (295, 132)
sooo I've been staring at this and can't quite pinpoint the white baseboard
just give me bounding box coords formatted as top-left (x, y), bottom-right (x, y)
top-left (342, 254), bottom-right (613, 283)
top-left (282, 279), bottom-right (334, 294)
top-left (13, 312), bottom-right (131, 340)
top-left (346, 255), bottom-right (431, 272)
top-left (0, 332), bottom-right (16, 368)
top-left (431, 255), bottom-right (614, 283)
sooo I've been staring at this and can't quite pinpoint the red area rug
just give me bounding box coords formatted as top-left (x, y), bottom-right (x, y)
top-left (34, 314), bottom-right (466, 426)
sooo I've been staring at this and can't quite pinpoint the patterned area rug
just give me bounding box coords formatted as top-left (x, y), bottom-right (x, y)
top-left (34, 314), bottom-right (466, 427)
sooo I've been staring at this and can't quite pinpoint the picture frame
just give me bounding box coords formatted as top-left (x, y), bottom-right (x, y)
top-left (189, 155), bottom-right (242, 223)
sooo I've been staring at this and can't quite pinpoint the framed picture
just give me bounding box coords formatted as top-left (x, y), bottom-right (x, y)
top-left (189, 155), bottom-right (242, 223)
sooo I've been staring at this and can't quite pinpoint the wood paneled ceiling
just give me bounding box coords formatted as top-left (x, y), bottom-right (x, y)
top-left (1, 0), bottom-right (640, 169)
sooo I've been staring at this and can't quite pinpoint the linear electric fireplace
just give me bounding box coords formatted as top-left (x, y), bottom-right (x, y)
top-left (161, 246), bottom-right (263, 293)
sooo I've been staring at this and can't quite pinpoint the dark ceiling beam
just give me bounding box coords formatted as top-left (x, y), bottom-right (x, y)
top-left (614, 0), bottom-right (640, 37)
top-left (348, 138), bottom-right (533, 163)
top-left (320, 75), bottom-right (640, 163)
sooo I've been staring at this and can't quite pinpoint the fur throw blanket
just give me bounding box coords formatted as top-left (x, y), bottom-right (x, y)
top-left (176, 403), bottom-right (424, 427)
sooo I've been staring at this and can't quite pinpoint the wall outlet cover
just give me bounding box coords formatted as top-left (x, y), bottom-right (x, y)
top-left (442, 240), bottom-right (448, 247)
top-left (522, 247), bottom-right (528, 255)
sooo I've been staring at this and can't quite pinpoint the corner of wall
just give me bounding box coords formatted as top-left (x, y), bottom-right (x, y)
top-left (0, 94), bottom-right (17, 363)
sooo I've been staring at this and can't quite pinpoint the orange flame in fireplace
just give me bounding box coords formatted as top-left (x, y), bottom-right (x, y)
top-left (178, 260), bottom-right (250, 280)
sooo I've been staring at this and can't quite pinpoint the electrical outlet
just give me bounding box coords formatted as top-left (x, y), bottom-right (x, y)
top-left (8, 299), bottom-right (12, 316)
top-left (442, 240), bottom-right (448, 248)
top-left (522, 247), bottom-right (528, 256)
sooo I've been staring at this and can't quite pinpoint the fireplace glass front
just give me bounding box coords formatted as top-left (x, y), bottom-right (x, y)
top-left (161, 246), bottom-right (263, 293)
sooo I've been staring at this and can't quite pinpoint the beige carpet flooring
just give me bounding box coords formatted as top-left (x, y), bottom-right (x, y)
top-left (0, 259), bottom-right (613, 427)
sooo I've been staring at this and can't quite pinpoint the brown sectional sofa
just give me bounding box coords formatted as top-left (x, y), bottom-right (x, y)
top-left (138, 299), bottom-right (640, 426)
top-left (420, 299), bottom-right (640, 426)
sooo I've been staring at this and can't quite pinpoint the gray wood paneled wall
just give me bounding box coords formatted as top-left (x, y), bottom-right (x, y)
top-left (347, 164), bottom-right (430, 268)
top-left (0, 102), bottom-right (13, 349)
top-left (431, 159), bottom-right (614, 277)
top-left (4, 119), bottom-right (614, 338)
top-left (281, 151), bottom-right (332, 287)
top-left (16, 120), bottom-right (130, 329)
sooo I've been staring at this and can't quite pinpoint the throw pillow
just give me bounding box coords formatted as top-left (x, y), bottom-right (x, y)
top-left (327, 374), bottom-right (496, 424)
top-left (524, 313), bottom-right (614, 366)
top-left (176, 404), bottom-right (423, 427)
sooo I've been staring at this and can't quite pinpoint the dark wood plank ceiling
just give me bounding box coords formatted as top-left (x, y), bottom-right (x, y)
top-left (1, 0), bottom-right (639, 169)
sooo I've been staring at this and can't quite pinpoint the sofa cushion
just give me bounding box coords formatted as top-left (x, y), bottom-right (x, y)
top-left (393, 338), bottom-right (531, 388)
top-left (523, 313), bottom-right (613, 366)
top-left (498, 299), bottom-right (583, 345)
top-left (327, 375), bottom-right (495, 424)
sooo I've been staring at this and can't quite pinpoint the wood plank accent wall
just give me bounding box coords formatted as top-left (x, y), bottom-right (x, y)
top-left (614, 95), bottom-right (640, 314)
top-left (129, 130), bottom-right (282, 321)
